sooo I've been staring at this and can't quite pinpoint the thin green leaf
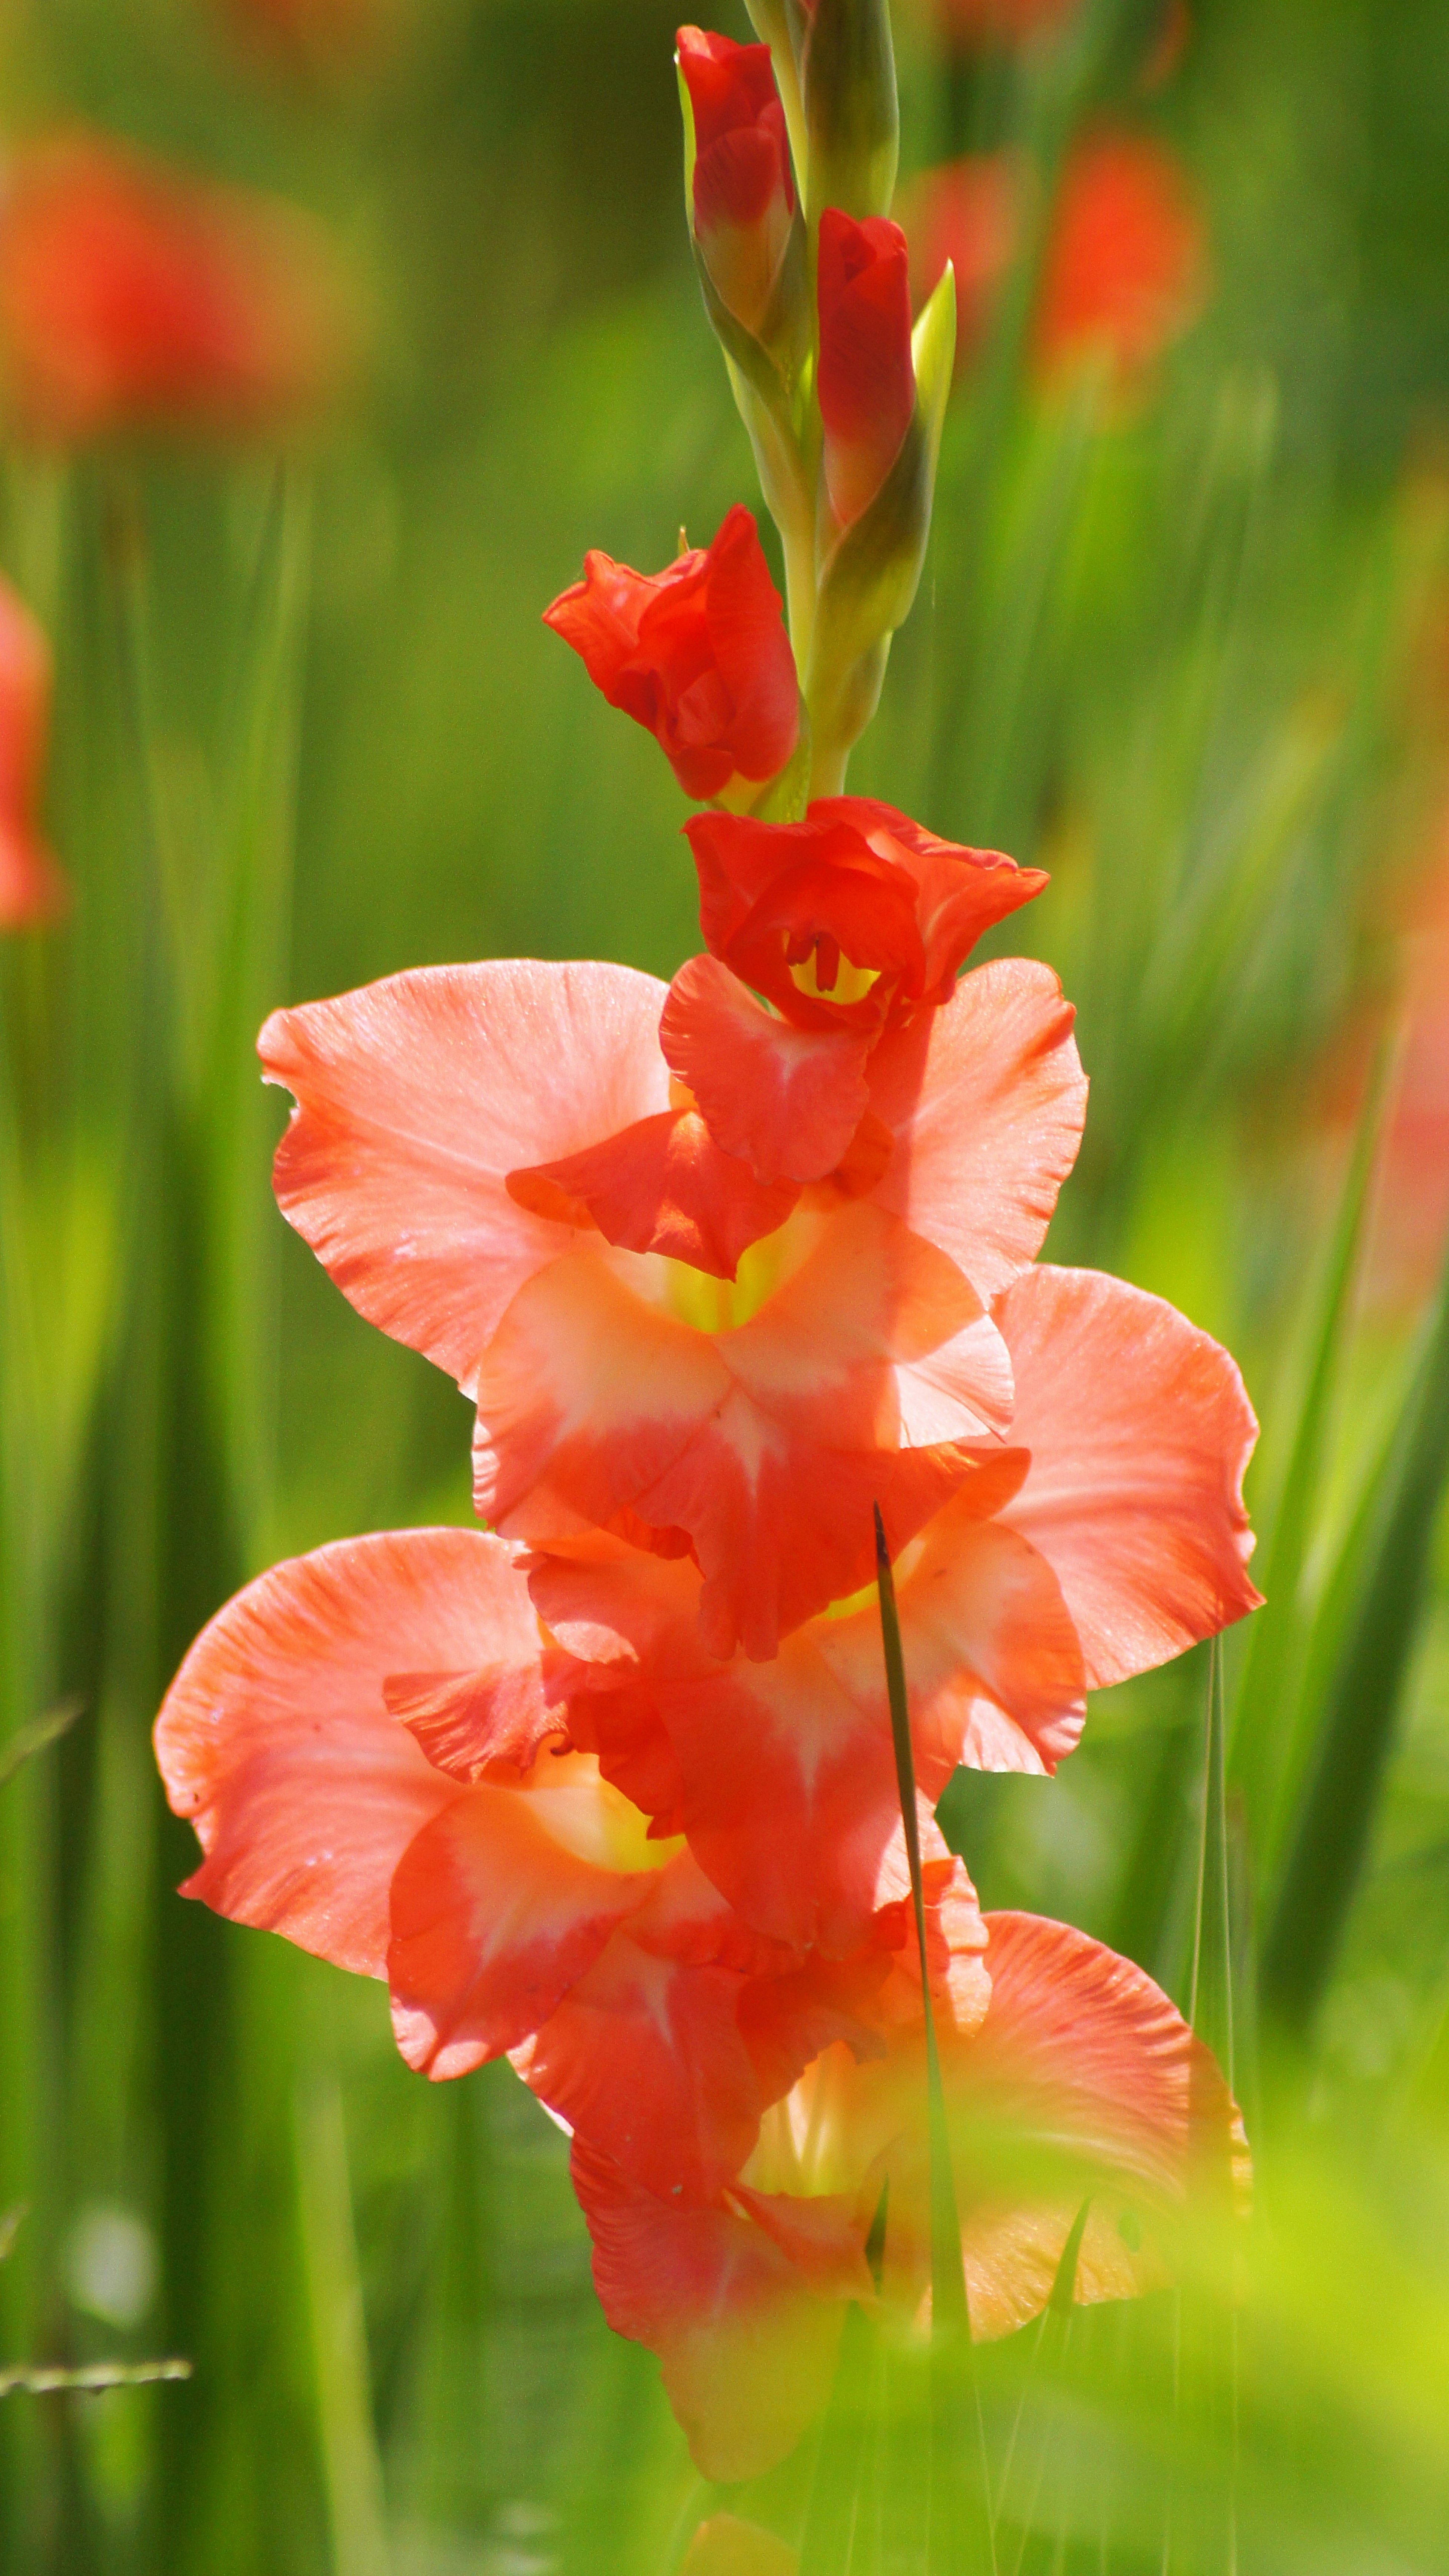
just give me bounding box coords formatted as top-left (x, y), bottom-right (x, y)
top-left (0, 2358), bottom-right (191, 2399)
top-left (875, 1506), bottom-right (996, 2576)
top-left (798, 2300), bottom-right (880, 2576)
top-left (0, 1699), bottom-right (82, 1793)
top-left (294, 2067), bottom-right (394, 2576)
top-left (1191, 1642), bottom-right (1234, 2092)
top-left (1261, 1208), bottom-right (1449, 2036)
top-left (0, 2207), bottom-right (25, 2265)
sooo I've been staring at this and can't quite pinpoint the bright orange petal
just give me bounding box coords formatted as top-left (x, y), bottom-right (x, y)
top-left (477, 1208), bottom-right (1000, 1660)
top-left (154, 1529), bottom-right (522, 1975)
top-left (510, 1854), bottom-right (775, 2197)
top-left (868, 958), bottom-right (1086, 1299)
top-left (660, 953), bottom-right (874, 1186)
top-left (260, 960), bottom-right (671, 1395)
top-left (954, 1910), bottom-right (1249, 2337)
top-left (572, 2137), bottom-right (859, 2482)
top-left (508, 1105), bottom-right (799, 1280)
top-left (996, 1265), bottom-right (1261, 1687)
top-left (386, 1778), bottom-right (651, 2081)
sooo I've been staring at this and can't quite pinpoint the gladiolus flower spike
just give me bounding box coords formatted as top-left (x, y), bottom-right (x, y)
top-left (154, 0), bottom-right (1261, 2510)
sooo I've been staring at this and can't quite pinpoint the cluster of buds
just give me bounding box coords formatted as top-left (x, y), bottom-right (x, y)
top-left (671, 3), bottom-right (954, 796)
top-left (153, 0), bottom-right (1255, 2501)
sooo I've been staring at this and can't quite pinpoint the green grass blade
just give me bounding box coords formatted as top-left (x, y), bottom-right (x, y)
top-left (798, 2300), bottom-right (880, 2576)
top-left (1191, 1642), bottom-right (1235, 2093)
top-left (1229, 1031), bottom-right (1397, 1853)
top-left (1261, 1213), bottom-right (1449, 2039)
top-left (875, 1507), bottom-right (996, 2576)
top-left (0, 1697), bottom-right (82, 1793)
top-left (294, 2064), bottom-right (394, 2576)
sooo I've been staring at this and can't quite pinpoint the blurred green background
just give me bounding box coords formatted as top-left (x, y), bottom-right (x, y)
top-left (4, 0), bottom-right (1449, 2568)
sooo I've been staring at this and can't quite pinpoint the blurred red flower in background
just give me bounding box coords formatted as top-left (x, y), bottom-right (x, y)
top-left (935, 0), bottom-right (1190, 71)
top-left (544, 505), bottom-right (800, 801)
top-left (0, 132), bottom-right (353, 443)
top-left (935, 0), bottom-right (1076, 42)
top-left (0, 576), bottom-right (65, 931)
top-left (223, 0), bottom-right (394, 73)
top-left (907, 130), bottom-right (1205, 386)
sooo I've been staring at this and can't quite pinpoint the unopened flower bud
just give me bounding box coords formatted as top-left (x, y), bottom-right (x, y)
top-left (677, 29), bottom-right (797, 340)
top-left (817, 209), bottom-right (913, 529)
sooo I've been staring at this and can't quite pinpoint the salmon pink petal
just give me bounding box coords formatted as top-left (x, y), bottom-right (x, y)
top-left (955, 1911), bottom-right (1248, 2337)
top-left (511, 1856), bottom-right (773, 2196)
top-left (655, 1631), bottom-right (916, 1951)
top-left (260, 960), bottom-right (671, 1396)
top-left (868, 958), bottom-right (1087, 1299)
top-left (154, 1529), bottom-right (525, 1975)
top-left (659, 954), bottom-right (873, 1187)
top-left (508, 1106), bottom-right (798, 1281)
top-left (476, 1208), bottom-right (1002, 1659)
top-left (526, 1529), bottom-right (706, 1673)
top-left (382, 1661), bottom-right (563, 1786)
top-left (386, 1787), bottom-right (651, 2082)
top-left (996, 1265), bottom-right (1261, 1688)
top-left (885, 1486), bottom-right (1086, 1775)
top-left (572, 2138), bottom-right (855, 2482)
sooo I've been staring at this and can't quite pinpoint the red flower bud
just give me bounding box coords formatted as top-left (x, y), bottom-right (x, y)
top-left (0, 132), bottom-right (353, 445)
top-left (544, 505), bottom-right (799, 802)
top-left (684, 795), bottom-right (1044, 1036)
top-left (678, 28), bottom-right (795, 336)
top-left (0, 577), bottom-right (66, 932)
top-left (816, 209), bottom-right (914, 529)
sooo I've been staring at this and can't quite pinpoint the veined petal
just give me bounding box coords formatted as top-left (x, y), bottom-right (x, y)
top-left (660, 954), bottom-right (873, 1188)
top-left (868, 958), bottom-right (1087, 1299)
top-left (153, 1529), bottom-right (525, 1976)
top-left (995, 1265), bottom-right (1261, 1688)
top-left (260, 960), bottom-right (671, 1396)
top-left (572, 2137), bottom-right (859, 2483)
top-left (508, 1106), bottom-right (799, 1281)
top-left (477, 1207), bottom-right (998, 1660)
top-left (952, 1910), bottom-right (1249, 2337)
top-left (511, 1855), bottom-right (775, 2197)
top-left (387, 1765), bottom-right (657, 2081)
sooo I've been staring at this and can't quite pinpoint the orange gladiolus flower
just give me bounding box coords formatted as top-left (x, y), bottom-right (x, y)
top-left (0, 132), bottom-right (351, 444)
top-left (529, 1261), bottom-right (1260, 1955)
top-left (0, 575), bottom-right (65, 931)
top-left (574, 1901), bottom-right (1248, 2481)
top-left (258, 857), bottom-right (1081, 1660)
top-left (154, 1526), bottom-right (915, 2195)
top-left (908, 131), bottom-right (1205, 385)
top-left (544, 506), bottom-right (800, 801)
